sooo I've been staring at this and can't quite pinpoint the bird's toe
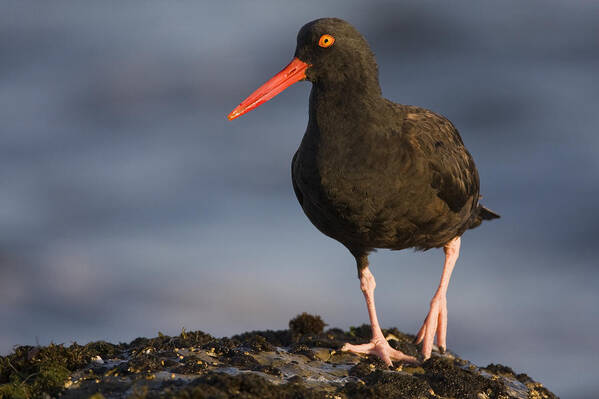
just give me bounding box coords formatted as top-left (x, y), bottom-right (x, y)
top-left (342, 339), bottom-right (418, 366)
top-left (416, 295), bottom-right (448, 360)
top-left (341, 341), bottom-right (375, 354)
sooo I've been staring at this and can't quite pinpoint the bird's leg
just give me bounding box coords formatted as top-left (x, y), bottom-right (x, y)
top-left (341, 258), bottom-right (417, 366)
top-left (415, 236), bottom-right (461, 359)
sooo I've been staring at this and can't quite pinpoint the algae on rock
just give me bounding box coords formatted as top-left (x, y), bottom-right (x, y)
top-left (0, 313), bottom-right (558, 399)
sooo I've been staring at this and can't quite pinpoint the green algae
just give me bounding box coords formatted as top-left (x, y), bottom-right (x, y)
top-left (0, 341), bottom-right (122, 399)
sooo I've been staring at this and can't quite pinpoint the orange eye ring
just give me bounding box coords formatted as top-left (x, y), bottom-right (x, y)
top-left (318, 34), bottom-right (335, 48)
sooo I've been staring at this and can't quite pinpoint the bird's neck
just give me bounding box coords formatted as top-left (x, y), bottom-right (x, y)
top-left (308, 81), bottom-right (387, 140)
top-left (312, 74), bottom-right (382, 100)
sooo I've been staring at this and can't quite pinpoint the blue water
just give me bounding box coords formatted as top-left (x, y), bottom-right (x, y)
top-left (1, 1), bottom-right (598, 397)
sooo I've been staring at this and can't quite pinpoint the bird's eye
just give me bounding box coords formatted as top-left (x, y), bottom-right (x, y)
top-left (318, 34), bottom-right (335, 48)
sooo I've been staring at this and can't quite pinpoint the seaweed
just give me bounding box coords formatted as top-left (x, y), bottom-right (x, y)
top-left (343, 370), bottom-right (433, 399)
top-left (0, 341), bottom-right (123, 398)
top-left (423, 357), bottom-right (508, 399)
top-left (160, 372), bottom-right (328, 399)
top-left (289, 312), bottom-right (326, 336)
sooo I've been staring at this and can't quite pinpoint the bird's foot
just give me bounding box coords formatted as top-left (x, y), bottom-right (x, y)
top-left (414, 294), bottom-right (447, 360)
top-left (341, 337), bottom-right (418, 367)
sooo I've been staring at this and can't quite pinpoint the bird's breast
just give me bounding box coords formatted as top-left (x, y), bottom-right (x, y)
top-left (293, 130), bottom-right (418, 244)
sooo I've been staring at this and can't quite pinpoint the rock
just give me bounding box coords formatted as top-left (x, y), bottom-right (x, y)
top-left (91, 355), bottom-right (104, 365)
top-left (0, 315), bottom-right (558, 399)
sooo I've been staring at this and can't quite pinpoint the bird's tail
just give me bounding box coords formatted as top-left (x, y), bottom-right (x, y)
top-left (468, 204), bottom-right (500, 230)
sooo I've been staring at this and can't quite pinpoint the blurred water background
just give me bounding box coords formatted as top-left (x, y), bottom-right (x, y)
top-left (1, 1), bottom-right (598, 397)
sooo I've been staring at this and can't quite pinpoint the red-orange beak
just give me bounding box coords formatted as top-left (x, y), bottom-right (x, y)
top-left (228, 58), bottom-right (310, 121)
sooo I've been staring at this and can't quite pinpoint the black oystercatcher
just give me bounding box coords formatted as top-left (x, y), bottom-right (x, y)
top-left (228, 18), bottom-right (499, 365)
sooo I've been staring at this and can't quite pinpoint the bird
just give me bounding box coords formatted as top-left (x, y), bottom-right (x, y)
top-left (228, 18), bottom-right (499, 366)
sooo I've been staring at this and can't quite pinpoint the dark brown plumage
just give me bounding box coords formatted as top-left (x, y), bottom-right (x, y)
top-left (290, 19), bottom-right (498, 263)
top-left (229, 17), bottom-right (499, 364)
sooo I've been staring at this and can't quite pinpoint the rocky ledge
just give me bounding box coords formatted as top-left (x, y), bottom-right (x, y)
top-left (0, 313), bottom-right (557, 399)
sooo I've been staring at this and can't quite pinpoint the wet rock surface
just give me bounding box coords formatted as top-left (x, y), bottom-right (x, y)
top-left (0, 314), bottom-right (558, 398)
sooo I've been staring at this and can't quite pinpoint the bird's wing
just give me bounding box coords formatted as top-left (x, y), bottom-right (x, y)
top-left (291, 151), bottom-right (304, 207)
top-left (403, 107), bottom-right (480, 214)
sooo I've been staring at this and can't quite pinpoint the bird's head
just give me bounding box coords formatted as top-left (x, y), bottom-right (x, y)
top-left (228, 18), bottom-right (379, 121)
top-left (295, 18), bottom-right (378, 86)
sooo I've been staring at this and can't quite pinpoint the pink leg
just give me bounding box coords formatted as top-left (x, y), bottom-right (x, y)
top-left (415, 236), bottom-right (461, 359)
top-left (341, 265), bottom-right (417, 366)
